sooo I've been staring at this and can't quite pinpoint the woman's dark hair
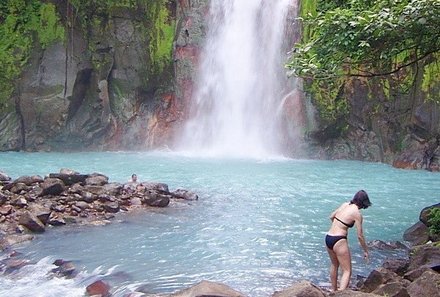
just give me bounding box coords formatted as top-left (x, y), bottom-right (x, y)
top-left (350, 190), bottom-right (372, 209)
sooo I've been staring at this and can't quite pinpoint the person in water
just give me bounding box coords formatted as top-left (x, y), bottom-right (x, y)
top-left (325, 190), bottom-right (371, 291)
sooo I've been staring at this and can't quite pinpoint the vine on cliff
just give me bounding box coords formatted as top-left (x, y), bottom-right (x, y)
top-left (288, 0), bottom-right (440, 120)
top-left (0, 0), bottom-right (65, 112)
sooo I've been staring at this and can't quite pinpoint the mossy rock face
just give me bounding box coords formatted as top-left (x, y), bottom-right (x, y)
top-left (0, 113), bottom-right (22, 151)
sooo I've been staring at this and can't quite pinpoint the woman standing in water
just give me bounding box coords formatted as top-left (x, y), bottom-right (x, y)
top-left (325, 190), bottom-right (371, 291)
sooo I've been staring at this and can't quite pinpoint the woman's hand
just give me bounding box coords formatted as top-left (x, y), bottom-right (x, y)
top-left (363, 251), bottom-right (369, 264)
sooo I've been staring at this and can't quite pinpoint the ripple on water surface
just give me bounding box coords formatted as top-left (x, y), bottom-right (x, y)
top-left (0, 152), bottom-right (438, 296)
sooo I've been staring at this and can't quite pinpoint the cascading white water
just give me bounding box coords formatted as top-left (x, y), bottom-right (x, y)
top-left (177, 0), bottom-right (299, 158)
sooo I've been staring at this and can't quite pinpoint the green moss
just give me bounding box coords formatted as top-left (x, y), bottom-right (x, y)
top-left (0, 1), bottom-right (64, 112)
top-left (147, 0), bottom-right (176, 75)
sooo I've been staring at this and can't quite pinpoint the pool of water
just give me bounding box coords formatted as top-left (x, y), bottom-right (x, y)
top-left (0, 151), bottom-right (438, 297)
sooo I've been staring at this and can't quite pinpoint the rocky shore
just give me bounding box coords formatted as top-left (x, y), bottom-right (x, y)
top-left (0, 169), bottom-right (439, 297)
top-left (0, 168), bottom-right (198, 251)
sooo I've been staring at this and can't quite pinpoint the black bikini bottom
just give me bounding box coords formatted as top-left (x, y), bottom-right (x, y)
top-left (325, 234), bottom-right (347, 250)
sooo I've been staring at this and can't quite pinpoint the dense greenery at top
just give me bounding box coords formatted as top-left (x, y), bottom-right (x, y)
top-left (288, 0), bottom-right (440, 120)
top-left (0, 0), bottom-right (64, 111)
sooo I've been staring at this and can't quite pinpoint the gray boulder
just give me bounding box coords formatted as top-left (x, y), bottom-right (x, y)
top-left (407, 270), bottom-right (440, 297)
top-left (18, 211), bottom-right (45, 233)
top-left (170, 280), bottom-right (246, 297)
top-left (272, 280), bottom-right (325, 297)
top-left (41, 178), bottom-right (65, 196)
top-left (172, 188), bottom-right (199, 201)
top-left (403, 222), bottom-right (429, 246)
top-left (0, 171), bottom-right (11, 181)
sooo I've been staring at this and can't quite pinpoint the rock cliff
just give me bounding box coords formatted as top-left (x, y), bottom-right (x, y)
top-left (0, 0), bottom-right (439, 171)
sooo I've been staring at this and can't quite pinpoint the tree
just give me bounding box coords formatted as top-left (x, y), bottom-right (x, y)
top-left (287, 0), bottom-right (440, 120)
top-left (288, 0), bottom-right (440, 79)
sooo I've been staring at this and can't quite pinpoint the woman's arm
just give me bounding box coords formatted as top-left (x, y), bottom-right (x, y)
top-left (355, 214), bottom-right (369, 262)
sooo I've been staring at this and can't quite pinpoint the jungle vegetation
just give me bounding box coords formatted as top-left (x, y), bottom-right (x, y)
top-left (288, 0), bottom-right (440, 120)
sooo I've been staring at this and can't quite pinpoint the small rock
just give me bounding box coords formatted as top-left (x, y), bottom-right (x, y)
top-left (172, 188), bottom-right (199, 201)
top-left (86, 280), bottom-right (111, 297)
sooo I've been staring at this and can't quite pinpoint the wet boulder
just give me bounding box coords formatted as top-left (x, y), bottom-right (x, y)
top-left (382, 258), bottom-right (410, 276)
top-left (86, 280), bottom-right (111, 297)
top-left (49, 172), bottom-right (89, 186)
top-left (10, 183), bottom-right (28, 194)
top-left (360, 267), bottom-right (402, 293)
top-left (51, 259), bottom-right (77, 278)
top-left (27, 204), bottom-right (52, 225)
top-left (41, 178), bottom-right (65, 196)
top-left (0, 171), bottom-right (11, 182)
top-left (143, 182), bottom-right (169, 192)
top-left (172, 188), bottom-right (199, 201)
top-left (48, 213), bottom-right (66, 226)
top-left (103, 202), bottom-right (120, 213)
top-left (1, 258), bottom-right (31, 274)
top-left (143, 190), bottom-right (170, 207)
top-left (272, 280), bottom-right (326, 297)
top-left (171, 280), bottom-right (246, 297)
top-left (407, 270), bottom-right (440, 297)
top-left (85, 173), bottom-right (108, 186)
top-left (18, 211), bottom-right (46, 233)
top-left (14, 175), bottom-right (38, 186)
top-left (408, 243), bottom-right (440, 271)
top-left (102, 182), bottom-right (122, 196)
top-left (403, 222), bottom-right (429, 246)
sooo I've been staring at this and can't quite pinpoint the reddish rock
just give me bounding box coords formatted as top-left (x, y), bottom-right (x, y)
top-left (86, 280), bottom-right (111, 297)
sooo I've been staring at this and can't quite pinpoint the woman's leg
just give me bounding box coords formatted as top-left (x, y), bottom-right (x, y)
top-left (333, 239), bottom-right (352, 290)
top-left (326, 247), bottom-right (339, 291)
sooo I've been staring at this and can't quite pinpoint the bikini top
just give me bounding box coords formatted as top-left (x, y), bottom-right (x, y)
top-left (334, 216), bottom-right (355, 228)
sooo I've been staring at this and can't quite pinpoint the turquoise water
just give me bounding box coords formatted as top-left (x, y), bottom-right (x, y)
top-left (0, 152), bottom-right (438, 297)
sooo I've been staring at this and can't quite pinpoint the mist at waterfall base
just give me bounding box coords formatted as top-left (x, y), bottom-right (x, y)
top-left (176, 0), bottom-right (302, 158)
top-left (1, 152), bottom-right (439, 297)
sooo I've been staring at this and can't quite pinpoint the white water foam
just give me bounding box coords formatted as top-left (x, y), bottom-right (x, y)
top-left (0, 257), bottom-right (85, 297)
top-left (177, 0), bottom-right (299, 159)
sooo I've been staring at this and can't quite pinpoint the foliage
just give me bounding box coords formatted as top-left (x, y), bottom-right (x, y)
top-left (68, 0), bottom-right (175, 76)
top-left (288, 0), bottom-right (440, 119)
top-left (428, 208), bottom-right (440, 237)
top-left (0, 0), bottom-right (64, 111)
top-left (290, 0), bottom-right (440, 78)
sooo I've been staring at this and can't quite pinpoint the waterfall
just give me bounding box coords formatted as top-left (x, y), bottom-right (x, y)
top-left (177, 0), bottom-right (300, 158)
